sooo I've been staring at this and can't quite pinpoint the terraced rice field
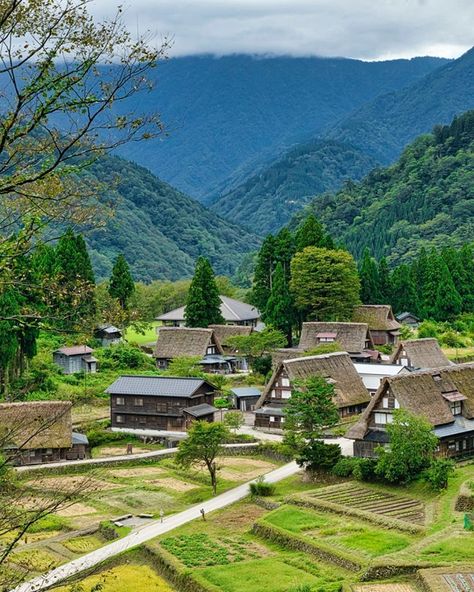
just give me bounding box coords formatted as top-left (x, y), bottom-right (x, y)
top-left (309, 483), bottom-right (425, 524)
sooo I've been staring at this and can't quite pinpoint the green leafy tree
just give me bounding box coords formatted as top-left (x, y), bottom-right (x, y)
top-left (108, 254), bottom-right (135, 310)
top-left (185, 257), bottom-right (224, 327)
top-left (294, 214), bottom-right (327, 252)
top-left (225, 327), bottom-right (286, 375)
top-left (290, 247), bottom-right (360, 321)
top-left (375, 409), bottom-right (438, 484)
top-left (0, 288), bottom-right (20, 395)
top-left (223, 411), bottom-right (245, 432)
top-left (359, 248), bottom-right (379, 304)
top-left (164, 357), bottom-right (205, 378)
top-left (422, 459), bottom-right (455, 491)
top-left (264, 262), bottom-right (295, 346)
top-left (250, 235), bottom-right (275, 312)
top-left (176, 421), bottom-right (229, 495)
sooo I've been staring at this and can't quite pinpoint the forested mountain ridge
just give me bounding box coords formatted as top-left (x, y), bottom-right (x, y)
top-left (326, 46), bottom-right (474, 163)
top-left (304, 110), bottom-right (474, 264)
top-left (113, 54), bottom-right (447, 200)
top-left (210, 140), bottom-right (378, 234)
top-left (83, 156), bottom-right (259, 283)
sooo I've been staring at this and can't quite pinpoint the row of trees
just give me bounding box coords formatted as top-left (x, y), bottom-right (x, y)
top-left (251, 215), bottom-right (360, 345)
top-left (359, 245), bottom-right (474, 320)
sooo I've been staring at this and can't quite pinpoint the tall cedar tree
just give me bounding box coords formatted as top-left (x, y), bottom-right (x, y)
top-left (251, 234), bottom-right (275, 312)
top-left (377, 257), bottom-right (392, 304)
top-left (295, 214), bottom-right (331, 252)
top-left (359, 248), bottom-right (379, 304)
top-left (108, 254), bottom-right (135, 309)
top-left (273, 227), bottom-right (295, 282)
top-left (55, 229), bottom-right (96, 331)
top-left (434, 259), bottom-right (462, 320)
top-left (264, 262), bottom-right (294, 346)
top-left (290, 247), bottom-right (360, 321)
top-left (390, 264), bottom-right (417, 314)
top-left (185, 257), bottom-right (224, 327)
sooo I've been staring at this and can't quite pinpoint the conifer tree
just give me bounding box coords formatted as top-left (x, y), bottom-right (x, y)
top-left (358, 248), bottom-right (379, 304)
top-left (108, 254), bottom-right (135, 309)
top-left (250, 234), bottom-right (275, 312)
top-left (391, 264), bottom-right (417, 314)
top-left (295, 214), bottom-right (326, 252)
top-left (264, 262), bottom-right (294, 346)
top-left (274, 227), bottom-right (295, 281)
top-left (459, 245), bottom-right (474, 312)
top-left (433, 259), bottom-right (462, 320)
top-left (185, 257), bottom-right (224, 327)
top-left (377, 257), bottom-right (392, 304)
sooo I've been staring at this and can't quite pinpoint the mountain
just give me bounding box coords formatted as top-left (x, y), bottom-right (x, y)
top-left (304, 110), bottom-right (474, 264)
top-left (114, 54), bottom-right (447, 200)
top-left (327, 46), bottom-right (474, 163)
top-left (211, 48), bottom-right (474, 233)
top-left (210, 140), bottom-right (377, 234)
top-left (83, 156), bottom-right (259, 283)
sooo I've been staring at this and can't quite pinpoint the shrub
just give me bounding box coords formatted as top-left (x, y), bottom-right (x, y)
top-left (86, 423), bottom-right (137, 448)
top-left (249, 476), bottom-right (276, 497)
top-left (297, 440), bottom-right (341, 473)
top-left (251, 355), bottom-right (272, 377)
top-left (331, 457), bottom-right (358, 478)
top-left (417, 320), bottom-right (440, 338)
top-left (439, 330), bottom-right (466, 348)
top-left (422, 459), bottom-right (455, 491)
top-left (99, 343), bottom-right (153, 370)
top-left (352, 458), bottom-right (378, 482)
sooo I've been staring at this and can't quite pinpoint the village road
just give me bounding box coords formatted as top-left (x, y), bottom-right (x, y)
top-left (12, 461), bottom-right (300, 592)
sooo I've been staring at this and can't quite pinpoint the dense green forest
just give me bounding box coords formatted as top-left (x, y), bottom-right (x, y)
top-left (112, 54), bottom-right (446, 199)
top-left (84, 156), bottom-right (259, 282)
top-left (303, 110), bottom-right (474, 264)
top-left (210, 140), bottom-right (377, 234)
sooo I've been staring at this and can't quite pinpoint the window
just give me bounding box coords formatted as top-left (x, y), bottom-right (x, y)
top-left (382, 397), bottom-right (389, 409)
top-left (280, 417), bottom-right (285, 424)
top-left (281, 390), bottom-right (291, 399)
top-left (394, 399), bottom-right (400, 409)
top-left (134, 398), bottom-right (143, 407)
top-left (450, 401), bottom-right (462, 415)
top-left (115, 415), bottom-right (124, 424)
top-left (138, 417), bottom-right (147, 424)
top-left (116, 397), bottom-right (125, 406)
top-left (281, 377), bottom-right (290, 387)
top-left (375, 412), bottom-right (393, 425)
top-left (271, 389), bottom-right (276, 398)
top-left (157, 401), bottom-right (168, 413)
top-left (170, 417), bottom-right (182, 428)
top-left (269, 416), bottom-right (275, 422)
top-left (207, 346), bottom-right (216, 355)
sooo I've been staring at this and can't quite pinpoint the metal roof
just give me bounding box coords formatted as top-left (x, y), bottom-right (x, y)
top-left (157, 295), bottom-right (260, 322)
top-left (55, 345), bottom-right (94, 356)
top-left (434, 416), bottom-right (474, 438)
top-left (72, 432), bottom-right (89, 445)
top-left (254, 406), bottom-right (285, 416)
top-left (105, 375), bottom-right (210, 397)
top-left (182, 403), bottom-right (217, 417)
top-left (230, 387), bottom-right (261, 398)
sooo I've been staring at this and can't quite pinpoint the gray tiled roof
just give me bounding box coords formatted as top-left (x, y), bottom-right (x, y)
top-left (157, 296), bottom-right (260, 322)
top-left (182, 403), bottom-right (217, 417)
top-left (105, 375), bottom-right (210, 397)
top-left (433, 416), bottom-right (474, 438)
top-left (230, 387), bottom-right (261, 398)
top-left (254, 406), bottom-right (285, 416)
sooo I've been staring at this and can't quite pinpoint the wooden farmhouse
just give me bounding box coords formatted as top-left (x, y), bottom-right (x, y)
top-left (107, 375), bottom-right (218, 433)
top-left (157, 296), bottom-right (261, 328)
top-left (396, 311), bottom-right (420, 329)
top-left (352, 305), bottom-right (401, 346)
top-left (390, 338), bottom-right (452, 369)
top-left (53, 345), bottom-right (97, 374)
top-left (348, 363), bottom-right (474, 458)
top-left (0, 401), bottom-right (89, 466)
top-left (230, 387), bottom-right (261, 412)
top-left (254, 352), bottom-right (370, 431)
top-left (94, 324), bottom-right (123, 347)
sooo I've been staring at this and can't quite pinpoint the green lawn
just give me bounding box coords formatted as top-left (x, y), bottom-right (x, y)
top-left (125, 322), bottom-right (159, 345)
top-left (420, 535), bottom-right (474, 563)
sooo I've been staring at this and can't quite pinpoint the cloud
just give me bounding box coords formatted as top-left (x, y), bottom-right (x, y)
top-left (90, 0), bottom-right (473, 60)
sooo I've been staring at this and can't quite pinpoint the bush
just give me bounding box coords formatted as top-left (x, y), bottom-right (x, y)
top-left (99, 343), bottom-right (153, 370)
top-left (352, 457), bottom-right (377, 482)
top-left (249, 476), bottom-right (276, 497)
top-left (297, 440), bottom-right (341, 473)
top-left (422, 459), bottom-right (455, 491)
top-left (417, 320), bottom-right (440, 338)
top-left (86, 422), bottom-right (136, 448)
top-left (251, 355), bottom-right (272, 377)
top-left (331, 457), bottom-right (358, 478)
top-left (440, 330), bottom-right (466, 348)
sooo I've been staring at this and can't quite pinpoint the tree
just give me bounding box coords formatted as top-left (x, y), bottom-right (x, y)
top-left (108, 254), bottom-right (135, 310)
top-left (294, 214), bottom-right (327, 252)
top-left (433, 258), bottom-right (462, 320)
top-left (0, 0), bottom-right (169, 272)
top-left (375, 409), bottom-right (438, 484)
top-left (377, 257), bottom-right (392, 304)
top-left (164, 357), bottom-right (205, 378)
top-left (176, 421), bottom-right (229, 495)
top-left (290, 247), bottom-right (360, 321)
top-left (225, 327), bottom-right (286, 375)
top-left (250, 235), bottom-right (275, 312)
top-left (273, 227), bottom-right (295, 281)
top-left (264, 262), bottom-right (294, 346)
top-left (185, 257), bottom-right (224, 327)
top-left (223, 411), bottom-right (245, 433)
top-left (391, 264), bottom-right (417, 314)
top-left (358, 248), bottom-right (379, 304)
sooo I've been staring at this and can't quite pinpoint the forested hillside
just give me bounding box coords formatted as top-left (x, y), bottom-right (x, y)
top-left (113, 54), bottom-right (446, 199)
top-left (83, 156), bottom-right (259, 282)
top-left (305, 111), bottom-right (474, 264)
top-left (210, 140), bottom-right (377, 234)
top-left (327, 46), bottom-right (474, 163)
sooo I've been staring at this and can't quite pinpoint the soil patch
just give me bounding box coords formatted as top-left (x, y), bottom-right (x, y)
top-left (27, 476), bottom-right (118, 493)
top-left (107, 467), bottom-right (167, 479)
top-left (354, 585), bottom-right (417, 592)
top-left (96, 447), bottom-right (154, 457)
top-left (56, 502), bottom-right (98, 517)
top-left (216, 457), bottom-right (276, 481)
top-left (151, 477), bottom-right (198, 492)
top-left (214, 503), bottom-right (267, 530)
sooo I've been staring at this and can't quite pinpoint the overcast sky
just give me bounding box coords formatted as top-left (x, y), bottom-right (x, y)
top-left (91, 0), bottom-right (473, 61)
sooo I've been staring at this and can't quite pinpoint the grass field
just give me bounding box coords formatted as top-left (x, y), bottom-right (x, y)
top-left (125, 321), bottom-right (160, 345)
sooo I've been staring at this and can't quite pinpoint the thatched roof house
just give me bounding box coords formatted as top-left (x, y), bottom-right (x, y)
top-left (208, 324), bottom-right (252, 354)
top-left (348, 363), bottom-right (474, 458)
top-left (390, 338), bottom-right (452, 369)
top-left (154, 327), bottom-right (223, 365)
top-left (254, 352), bottom-right (370, 430)
top-left (157, 296), bottom-right (260, 327)
top-left (299, 322), bottom-right (374, 353)
top-left (271, 348), bottom-right (306, 369)
top-left (352, 305), bottom-right (401, 346)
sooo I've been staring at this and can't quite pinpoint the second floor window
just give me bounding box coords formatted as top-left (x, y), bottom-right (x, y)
top-left (450, 401), bottom-right (462, 416)
top-left (134, 398), bottom-right (144, 407)
top-left (116, 397), bottom-right (125, 406)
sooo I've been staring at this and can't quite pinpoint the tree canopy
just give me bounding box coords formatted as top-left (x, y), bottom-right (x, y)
top-left (185, 257), bottom-right (224, 327)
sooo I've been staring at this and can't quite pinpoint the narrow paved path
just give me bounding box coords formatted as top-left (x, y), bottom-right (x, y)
top-left (12, 461), bottom-right (299, 592)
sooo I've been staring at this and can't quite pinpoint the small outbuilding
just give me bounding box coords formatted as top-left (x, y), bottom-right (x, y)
top-left (396, 312), bottom-right (420, 329)
top-left (94, 325), bottom-right (123, 347)
top-left (53, 345), bottom-right (97, 374)
top-left (230, 387), bottom-right (261, 411)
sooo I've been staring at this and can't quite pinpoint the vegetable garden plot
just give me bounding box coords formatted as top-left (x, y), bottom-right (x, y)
top-left (308, 484), bottom-right (425, 524)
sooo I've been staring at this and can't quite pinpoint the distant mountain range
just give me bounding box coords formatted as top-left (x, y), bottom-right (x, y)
top-left (211, 47), bottom-right (474, 234)
top-left (84, 156), bottom-right (259, 283)
top-left (114, 54), bottom-right (447, 200)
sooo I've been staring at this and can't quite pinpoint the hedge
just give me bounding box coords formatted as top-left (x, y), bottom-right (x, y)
top-left (252, 519), bottom-right (364, 572)
top-left (288, 495), bottom-right (425, 535)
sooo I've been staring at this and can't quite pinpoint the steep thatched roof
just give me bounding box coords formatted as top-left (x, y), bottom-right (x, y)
top-left (258, 352), bottom-right (370, 410)
top-left (0, 401), bottom-right (72, 450)
top-left (347, 363), bottom-right (474, 440)
top-left (154, 327), bottom-right (223, 359)
top-left (390, 338), bottom-right (452, 369)
top-left (299, 322), bottom-right (373, 352)
top-left (271, 348), bottom-right (305, 369)
top-left (352, 305), bottom-right (401, 331)
top-left (208, 324), bottom-right (252, 352)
